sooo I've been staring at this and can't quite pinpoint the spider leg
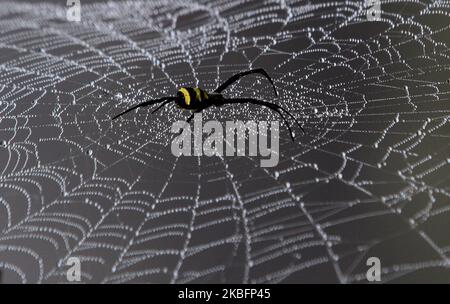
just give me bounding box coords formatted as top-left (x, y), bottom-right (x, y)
top-left (214, 68), bottom-right (278, 96)
top-left (223, 98), bottom-right (304, 141)
top-left (187, 103), bottom-right (212, 123)
top-left (175, 109), bottom-right (203, 136)
top-left (275, 104), bottom-right (305, 134)
top-left (151, 99), bottom-right (175, 114)
top-left (112, 97), bottom-right (175, 120)
top-left (185, 112), bottom-right (196, 124)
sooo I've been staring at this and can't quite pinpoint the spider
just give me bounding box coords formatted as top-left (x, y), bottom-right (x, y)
top-left (112, 68), bottom-right (304, 141)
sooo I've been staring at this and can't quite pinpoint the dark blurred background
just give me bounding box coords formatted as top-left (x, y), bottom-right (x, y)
top-left (0, 0), bottom-right (449, 283)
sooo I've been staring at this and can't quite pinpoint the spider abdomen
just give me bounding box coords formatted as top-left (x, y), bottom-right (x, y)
top-left (176, 87), bottom-right (209, 109)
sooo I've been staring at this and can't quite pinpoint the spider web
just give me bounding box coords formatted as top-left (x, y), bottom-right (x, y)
top-left (0, 0), bottom-right (449, 283)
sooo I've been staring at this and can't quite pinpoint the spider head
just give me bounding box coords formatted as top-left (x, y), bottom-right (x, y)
top-left (209, 93), bottom-right (224, 107)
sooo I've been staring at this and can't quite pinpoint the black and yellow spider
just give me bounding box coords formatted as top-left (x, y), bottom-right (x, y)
top-left (112, 68), bottom-right (304, 140)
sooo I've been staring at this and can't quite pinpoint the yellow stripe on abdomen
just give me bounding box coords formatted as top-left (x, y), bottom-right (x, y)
top-left (193, 88), bottom-right (202, 101)
top-left (179, 87), bottom-right (191, 105)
